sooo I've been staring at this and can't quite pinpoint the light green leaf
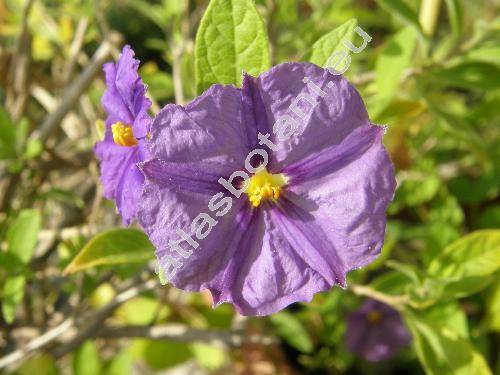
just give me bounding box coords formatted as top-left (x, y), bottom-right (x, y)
top-left (404, 309), bottom-right (492, 375)
top-left (7, 209), bottom-right (42, 264)
top-left (270, 311), bottom-right (314, 353)
top-left (73, 341), bottom-right (102, 375)
top-left (195, 0), bottom-right (270, 93)
top-left (428, 230), bottom-right (500, 297)
top-left (306, 19), bottom-right (357, 67)
top-left (191, 343), bottom-right (226, 370)
top-left (374, 26), bottom-right (416, 114)
top-left (2, 275), bottom-right (26, 324)
top-left (64, 229), bottom-right (154, 274)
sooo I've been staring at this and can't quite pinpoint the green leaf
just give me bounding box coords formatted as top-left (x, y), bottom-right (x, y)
top-left (1, 275), bottom-right (26, 324)
top-left (194, 0), bottom-right (270, 93)
top-left (306, 19), bottom-right (357, 67)
top-left (73, 341), bottom-right (102, 375)
top-left (424, 62), bottom-right (500, 90)
top-left (404, 309), bottom-right (492, 375)
top-left (484, 280), bottom-right (500, 332)
top-left (444, 0), bottom-right (463, 39)
top-left (7, 209), bottom-right (42, 264)
top-left (0, 106), bottom-right (17, 159)
top-left (376, 0), bottom-right (422, 33)
top-left (191, 343), bottom-right (226, 370)
top-left (64, 228), bottom-right (154, 274)
top-left (428, 230), bottom-right (500, 297)
top-left (270, 311), bottom-right (314, 353)
top-left (133, 340), bottom-right (193, 370)
top-left (374, 26), bottom-right (416, 115)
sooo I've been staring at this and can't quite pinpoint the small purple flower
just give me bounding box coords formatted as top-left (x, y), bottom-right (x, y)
top-left (94, 45), bottom-right (151, 226)
top-left (138, 63), bottom-right (396, 315)
top-left (345, 299), bottom-right (411, 362)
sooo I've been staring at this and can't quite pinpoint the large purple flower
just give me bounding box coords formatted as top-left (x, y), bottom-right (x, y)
top-left (95, 45), bottom-right (151, 226)
top-left (138, 63), bottom-right (396, 316)
top-left (345, 299), bottom-right (411, 362)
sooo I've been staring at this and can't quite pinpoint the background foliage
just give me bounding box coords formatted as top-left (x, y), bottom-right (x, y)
top-left (0, 0), bottom-right (499, 374)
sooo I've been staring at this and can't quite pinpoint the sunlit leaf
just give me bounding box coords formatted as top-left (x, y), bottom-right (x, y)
top-left (305, 18), bottom-right (357, 67)
top-left (1, 275), bottom-right (26, 324)
top-left (64, 228), bottom-right (155, 275)
top-left (404, 309), bottom-right (492, 375)
top-left (7, 209), bottom-right (41, 264)
top-left (195, 0), bottom-right (270, 93)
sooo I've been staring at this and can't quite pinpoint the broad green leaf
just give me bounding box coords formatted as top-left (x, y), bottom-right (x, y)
top-left (115, 296), bottom-right (170, 325)
top-left (424, 62), bottom-right (500, 90)
top-left (133, 340), bottom-right (193, 370)
top-left (305, 19), bottom-right (357, 67)
top-left (195, 0), bottom-right (270, 93)
top-left (428, 230), bottom-right (500, 297)
top-left (429, 230), bottom-right (500, 280)
top-left (404, 309), bottom-right (492, 375)
top-left (376, 0), bottom-right (422, 34)
top-left (7, 209), bottom-right (42, 264)
top-left (270, 311), bottom-right (314, 353)
top-left (374, 26), bottom-right (416, 115)
top-left (2, 275), bottom-right (26, 324)
top-left (0, 106), bottom-right (17, 160)
top-left (73, 341), bottom-right (102, 375)
top-left (191, 343), bottom-right (226, 370)
top-left (104, 349), bottom-right (132, 375)
top-left (64, 228), bottom-right (154, 274)
top-left (421, 302), bottom-right (469, 339)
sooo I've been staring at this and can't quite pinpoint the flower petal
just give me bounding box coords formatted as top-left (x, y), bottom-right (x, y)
top-left (148, 84), bottom-right (252, 172)
top-left (246, 62), bottom-right (370, 172)
top-left (287, 129), bottom-right (396, 270)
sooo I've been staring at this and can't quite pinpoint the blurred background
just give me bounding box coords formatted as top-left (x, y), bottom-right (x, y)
top-left (0, 0), bottom-right (499, 374)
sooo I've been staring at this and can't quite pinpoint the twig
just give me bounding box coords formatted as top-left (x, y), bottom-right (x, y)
top-left (5, 0), bottom-right (34, 122)
top-left (63, 17), bottom-right (89, 83)
top-left (349, 284), bottom-right (409, 310)
top-left (51, 278), bottom-right (157, 358)
top-left (30, 32), bottom-right (122, 144)
top-left (95, 324), bottom-right (276, 348)
top-left (0, 278), bottom-right (156, 370)
top-left (0, 317), bottom-right (74, 370)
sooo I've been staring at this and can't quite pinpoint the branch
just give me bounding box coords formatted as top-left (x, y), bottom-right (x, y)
top-left (96, 324), bottom-right (276, 348)
top-left (30, 32), bottom-right (122, 144)
top-left (0, 278), bottom-right (157, 370)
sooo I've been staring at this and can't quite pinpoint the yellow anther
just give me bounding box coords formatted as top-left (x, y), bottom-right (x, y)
top-left (111, 122), bottom-right (138, 147)
top-left (367, 310), bottom-right (382, 325)
top-left (245, 169), bottom-right (287, 208)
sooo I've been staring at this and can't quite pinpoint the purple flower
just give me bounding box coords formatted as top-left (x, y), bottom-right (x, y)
top-left (345, 299), bottom-right (411, 362)
top-left (138, 62), bottom-right (396, 316)
top-left (94, 45), bottom-right (151, 226)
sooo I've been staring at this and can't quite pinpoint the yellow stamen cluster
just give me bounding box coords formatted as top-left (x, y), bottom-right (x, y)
top-left (245, 169), bottom-right (287, 208)
top-left (367, 310), bottom-right (382, 325)
top-left (111, 121), bottom-right (138, 147)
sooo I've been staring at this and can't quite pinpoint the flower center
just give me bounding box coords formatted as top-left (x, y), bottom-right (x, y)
top-left (367, 310), bottom-right (382, 325)
top-left (111, 122), bottom-right (138, 147)
top-left (245, 169), bottom-right (287, 207)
